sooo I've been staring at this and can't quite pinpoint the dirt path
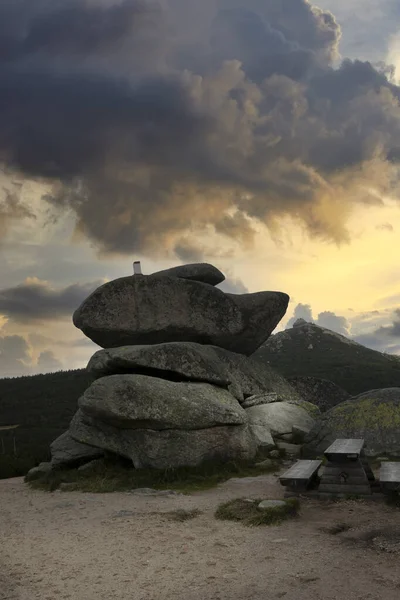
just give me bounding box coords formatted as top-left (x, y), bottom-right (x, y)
top-left (1, 474), bottom-right (400, 600)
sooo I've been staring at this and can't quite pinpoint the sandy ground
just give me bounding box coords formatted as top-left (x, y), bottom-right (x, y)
top-left (1, 474), bottom-right (400, 600)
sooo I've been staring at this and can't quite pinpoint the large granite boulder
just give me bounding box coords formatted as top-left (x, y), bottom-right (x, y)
top-left (245, 401), bottom-right (317, 443)
top-left (288, 376), bottom-right (350, 412)
top-left (69, 409), bottom-right (257, 469)
top-left (50, 431), bottom-right (104, 467)
top-left (86, 342), bottom-right (302, 403)
top-left (78, 374), bottom-right (246, 430)
top-left (303, 388), bottom-right (400, 458)
top-left (73, 274), bottom-right (289, 355)
top-left (151, 263), bottom-right (225, 286)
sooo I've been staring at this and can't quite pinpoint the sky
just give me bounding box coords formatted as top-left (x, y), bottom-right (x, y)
top-left (2, 0), bottom-right (400, 377)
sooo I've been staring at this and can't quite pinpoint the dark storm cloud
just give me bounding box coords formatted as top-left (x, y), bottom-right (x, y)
top-left (1, 0), bottom-right (400, 256)
top-left (353, 310), bottom-right (400, 353)
top-left (0, 278), bottom-right (103, 322)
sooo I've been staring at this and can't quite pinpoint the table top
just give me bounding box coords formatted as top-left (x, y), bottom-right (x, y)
top-left (324, 438), bottom-right (365, 459)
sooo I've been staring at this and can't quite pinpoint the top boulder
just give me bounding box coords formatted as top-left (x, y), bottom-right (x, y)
top-left (152, 263), bottom-right (225, 286)
top-left (73, 274), bottom-right (289, 355)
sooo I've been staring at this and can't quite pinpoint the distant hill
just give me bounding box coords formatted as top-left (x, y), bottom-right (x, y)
top-left (0, 369), bottom-right (93, 479)
top-left (253, 319), bottom-right (400, 396)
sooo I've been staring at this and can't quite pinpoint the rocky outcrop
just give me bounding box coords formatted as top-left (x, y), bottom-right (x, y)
top-left (70, 409), bottom-right (256, 469)
top-left (73, 274), bottom-right (289, 354)
top-left (25, 462), bottom-right (53, 482)
top-left (41, 261), bottom-right (315, 473)
top-left (87, 342), bottom-right (303, 403)
top-left (288, 376), bottom-right (350, 412)
top-left (151, 263), bottom-right (225, 286)
top-left (303, 388), bottom-right (400, 458)
top-left (245, 402), bottom-right (317, 444)
top-left (78, 374), bottom-right (247, 430)
top-left (50, 431), bottom-right (104, 468)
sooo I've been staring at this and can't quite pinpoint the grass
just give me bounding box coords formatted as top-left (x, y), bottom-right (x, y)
top-left (214, 497), bottom-right (300, 526)
top-left (26, 453), bottom-right (281, 494)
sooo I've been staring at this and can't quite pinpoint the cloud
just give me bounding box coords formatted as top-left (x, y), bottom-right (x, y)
top-left (0, 1), bottom-right (399, 257)
top-left (0, 277), bottom-right (104, 323)
top-left (316, 310), bottom-right (350, 336)
top-left (286, 301), bottom-right (400, 354)
top-left (36, 350), bottom-right (63, 373)
top-left (286, 302), bottom-right (350, 335)
top-left (353, 309), bottom-right (400, 352)
top-left (0, 334), bottom-right (32, 378)
top-left (217, 277), bottom-right (249, 294)
top-left (286, 302), bottom-right (314, 326)
top-left (376, 222), bottom-right (394, 231)
top-left (0, 333), bottom-right (66, 378)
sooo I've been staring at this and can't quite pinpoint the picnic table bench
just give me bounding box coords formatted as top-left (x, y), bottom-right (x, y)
top-left (279, 459), bottom-right (322, 494)
top-left (379, 462), bottom-right (400, 492)
top-left (319, 438), bottom-right (374, 496)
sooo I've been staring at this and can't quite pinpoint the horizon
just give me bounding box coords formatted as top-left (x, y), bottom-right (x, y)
top-left (1, 0), bottom-right (400, 377)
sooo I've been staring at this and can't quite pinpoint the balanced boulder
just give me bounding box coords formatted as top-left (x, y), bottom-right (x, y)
top-left (78, 374), bottom-right (247, 430)
top-left (73, 274), bottom-right (289, 355)
top-left (87, 342), bottom-right (302, 403)
top-left (69, 409), bottom-right (257, 469)
top-left (303, 388), bottom-right (400, 458)
top-left (151, 263), bottom-right (225, 286)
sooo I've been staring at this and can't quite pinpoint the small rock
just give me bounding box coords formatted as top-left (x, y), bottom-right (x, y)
top-left (258, 499), bottom-right (287, 510)
top-left (269, 450), bottom-right (280, 459)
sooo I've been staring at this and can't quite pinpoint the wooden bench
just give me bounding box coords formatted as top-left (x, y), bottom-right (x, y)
top-left (379, 462), bottom-right (400, 492)
top-left (279, 460), bottom-right (322, 494)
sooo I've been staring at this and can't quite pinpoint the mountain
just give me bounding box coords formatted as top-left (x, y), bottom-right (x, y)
top-left (252, 318), bottom-right (400, 396)
top-left (0, 369), bottom-right (93, 479)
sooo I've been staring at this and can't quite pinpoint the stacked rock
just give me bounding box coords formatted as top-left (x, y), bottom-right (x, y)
top-left (46, 263), bottom-right (319, 472)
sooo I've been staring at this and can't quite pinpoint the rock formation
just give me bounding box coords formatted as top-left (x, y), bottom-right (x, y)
top-left (288, 376), bottom-right (350, 412)
top-left (29, 262), bottom-right (320, 474)
top-left (72, 272), bottom-right (289, 354)
top-left (302, 388), bottom-right (400, 458)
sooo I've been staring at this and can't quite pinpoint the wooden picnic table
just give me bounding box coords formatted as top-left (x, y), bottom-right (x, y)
top-left (319, 438), bottom-right (375, 496)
